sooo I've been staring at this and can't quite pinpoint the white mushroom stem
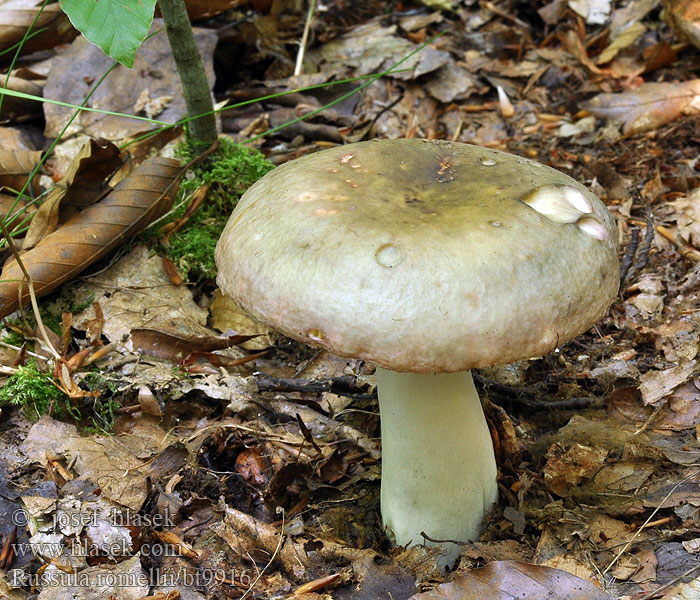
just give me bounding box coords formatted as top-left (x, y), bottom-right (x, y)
top-left (376, 368), bottom-right (498, 566)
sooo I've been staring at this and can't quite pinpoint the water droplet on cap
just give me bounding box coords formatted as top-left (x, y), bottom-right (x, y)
top-left (480, 157), bottom-right (498, 166)
top-left (490, 220), bottom-right (502, 227)
top-left (375, 243), bottom-right (404, 268)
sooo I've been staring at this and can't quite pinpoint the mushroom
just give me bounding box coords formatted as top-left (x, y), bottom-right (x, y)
top-left (214, 138), bottom-right (619, 565)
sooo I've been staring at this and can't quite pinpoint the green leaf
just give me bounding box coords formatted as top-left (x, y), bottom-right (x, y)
top-left (59, 0), bottom-right (157, 68)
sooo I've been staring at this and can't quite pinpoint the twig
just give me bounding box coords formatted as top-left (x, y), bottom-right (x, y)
top-left (0, 220), bottom-right (59, 360)
top-left (619, 226), bottom-right (639, 284)
top-left (628, 218), bottom-right (700, 262)
top-left (636, 563), bottom-right (700, 600)
top-left (621, 210), bottom-right (655, 285)
top-left (240, 508), bottom-right (285, 600)
top-left (0, 339), bottom-right (46, 361)
top-left (636, 209), bottom-right (655, 271)
top-left (294, 0), bottom-right (316, 76)
top-left (602, 471), bottom-right (699, 576)
top-left (255, 373), bottom-right (367, 397)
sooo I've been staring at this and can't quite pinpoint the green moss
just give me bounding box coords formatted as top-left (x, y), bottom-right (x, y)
top-left (0, 361), bottom-right (123, 431)
top-left (165, 138), bottom-right (274, 282)
top-left (0, 359), bottom-right (75, 421)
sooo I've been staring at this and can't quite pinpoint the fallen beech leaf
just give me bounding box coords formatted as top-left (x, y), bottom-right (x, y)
top-left (24, 139), bottom-right (124, 250)
top-left (641, 41), bottom-right (678, 73)
top-left (210, 290), bottom-right (273, 350)
top-left (131, 328), bottom-right (259, 362)
top-left (639, 359), bottom-right (697, 405)
top-left (583, 80), bottom-right (700, 134)
top-left (671, 187), bottom-right (700, 248)
top-left (596, 21), bottom-right (646, 64)
top-left (0, 157), bottom-right (181, 319)
top-left (408, 561), bottom-right (613, 599)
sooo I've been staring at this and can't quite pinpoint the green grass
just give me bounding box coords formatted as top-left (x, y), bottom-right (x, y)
top-left (164, 137), bottom-right (274, 282)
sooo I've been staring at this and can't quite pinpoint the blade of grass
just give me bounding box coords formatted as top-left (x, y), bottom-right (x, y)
top-left (245, 32), bottom-right (445, 145)
top-left (0, 28), bottom-right (49, 59)
top-left (0, 25), bottom-right (442, 250)
top-left (0, 219), bottom-right (60, 359)
top-left (0, 87), bottom-right (170, 126)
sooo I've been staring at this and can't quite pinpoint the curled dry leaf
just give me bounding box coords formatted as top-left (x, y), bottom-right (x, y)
top-left (0, 157), bottom-right (181, 319)
top-left (23, 138), bottom-right (124, 250)
top-left (131, 328), bottom-right (259, 362)
top-left (408, 561), bottom-right (613, 600)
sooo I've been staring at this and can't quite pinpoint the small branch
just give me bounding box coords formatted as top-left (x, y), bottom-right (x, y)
top-left (294, 0), bottom-right (316, 76)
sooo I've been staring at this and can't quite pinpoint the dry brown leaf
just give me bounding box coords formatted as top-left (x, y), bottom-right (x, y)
top-left (0, 192), bottom-right (30, 222)
top-left (583, 80), bottom-right (700, 134)
top-left (408, 561), bottom-right (613, 599)
top-left (23, 138), bottom-right (124, 250)
top-left (213, 502), bottom-right (382, 577)
top-left (0, 157), bottom-right (181, 319)
top-left (639, 359), bottom-right (697, 405)
top-left (210, 289), bottom-right (273, 350)
top-left (43, 23), bottom-right (216, 140)
top-left (596, 21), bottom-right (646, 64)
top-left (543, 442), bottom-right (609, 497)
top-left (151, 531), bottom-right (200, 558)
top-left (0, 149), bottom-right (42, 195)
top-left (131, 328), bottom-right (259, 362)
top-left (671, 187), bottom-right (700, 248)
top-left (52, 138), bottom-right (123, 210)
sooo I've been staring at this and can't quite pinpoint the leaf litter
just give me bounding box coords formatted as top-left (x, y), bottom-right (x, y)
top-left (2, 1), bottom-right (700, 599)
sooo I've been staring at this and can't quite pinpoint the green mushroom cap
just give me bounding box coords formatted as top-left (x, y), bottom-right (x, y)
top-left (215, 138), bottom-right (619, 373)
